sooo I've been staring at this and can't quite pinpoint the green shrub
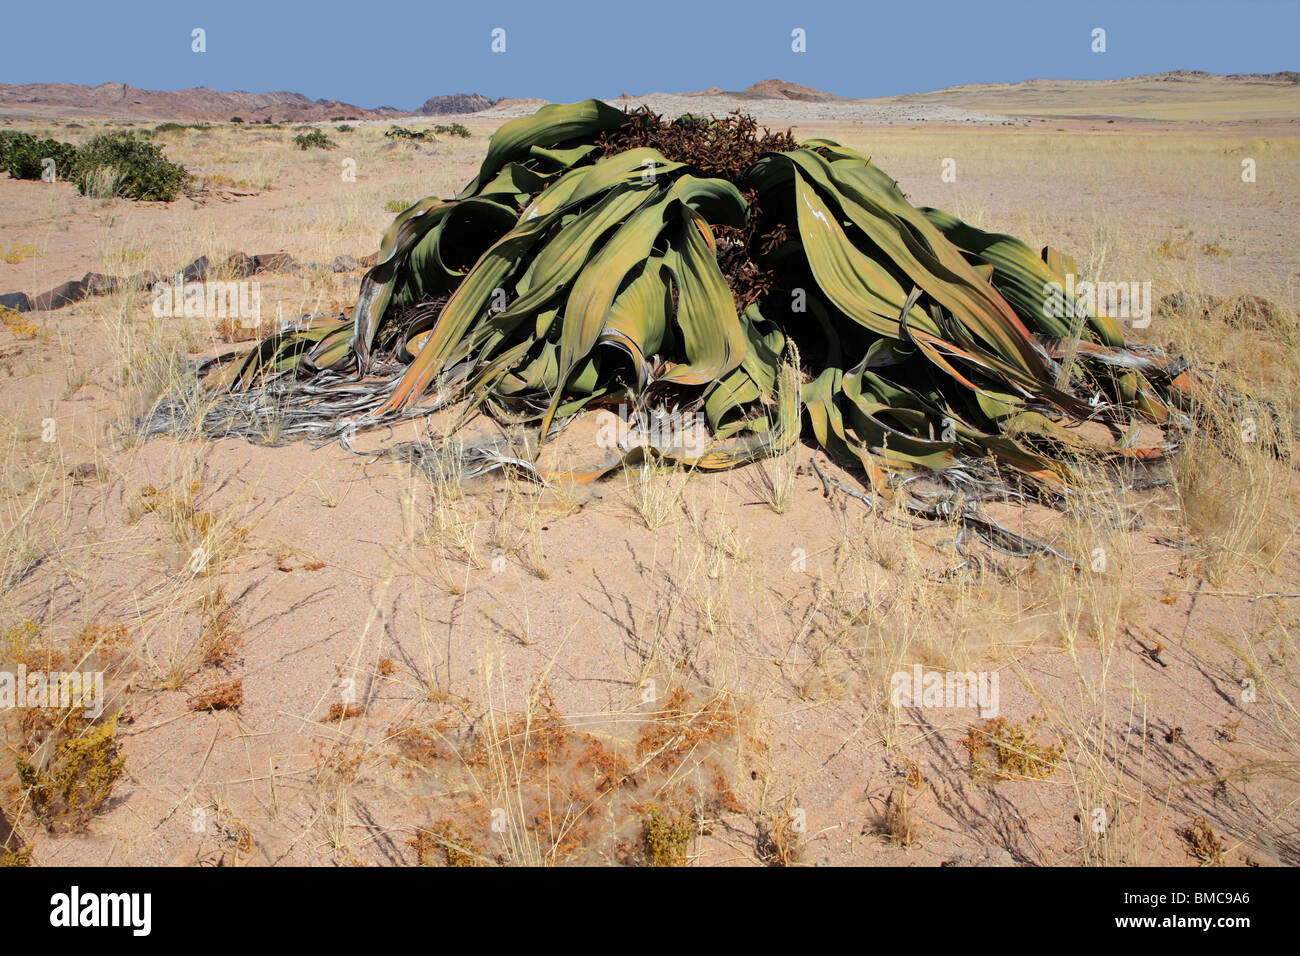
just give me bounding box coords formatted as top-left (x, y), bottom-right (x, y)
top-left (293, 129), bottom-right (334, 150)
top-left (385, 123), bottom-right (468, 142)
top-left (0, 132), bottom-right (79, 181)
top-left (0, 130), bottom-right (25, 169)
top-left (385, 125), bottom-right (430, 141)
top-left (0, 130), bottom-right (190, 200)
top-left (74, 132), bottom-right (192, 201)
top-left (17, 717), bottom-right (126, 832)
top-left (148, 121), bottom-right (209, 136)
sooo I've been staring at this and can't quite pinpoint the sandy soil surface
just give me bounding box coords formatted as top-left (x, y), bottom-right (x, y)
top-left (0, 99), bottom-right (1297, 867)
top-left (485, 93), bottom-right (1010, 126)
top-left (868, 72), bottom-right (1300, 125)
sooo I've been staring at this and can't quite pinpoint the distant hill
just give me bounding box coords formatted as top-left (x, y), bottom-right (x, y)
top-left (624, 78), bottom-right (840, 102)
top-left (736, 79), bottom-right (841, 102)
top-left (2, 71), bottom-right (1294, 125)
top-left (863, 70), bottom-right (1300, 122)
top-left (0, 81), bottom-right (403, 122)
top-left (418, 93), bottom-right (498, 115)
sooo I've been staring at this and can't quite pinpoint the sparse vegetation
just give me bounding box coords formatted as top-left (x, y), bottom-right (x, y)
top-left (0, 94), bottom-right (1295, 870)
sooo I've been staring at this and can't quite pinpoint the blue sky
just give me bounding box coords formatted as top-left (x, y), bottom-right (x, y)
top-left (4, 0), bottom-right (1296, 108)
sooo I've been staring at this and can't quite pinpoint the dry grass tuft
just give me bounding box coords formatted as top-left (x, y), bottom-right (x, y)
top-left (187, 678), bottom-right (243, 712)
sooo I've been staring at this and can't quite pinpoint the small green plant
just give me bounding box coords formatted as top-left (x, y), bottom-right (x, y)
top-left (16, 717), bottom-right (126, 832)
top-left (962, 715), bottom-right (1064, 780)
top-left (0, 242), bottom-right (38, 264)
top-left (293, 129), bottom-right (334, 150)
top-left (1, 620), bottom-right (41, 663)
top-left (1, 303), bottom-right (41, 339)
top-left (0, 847), bottom-right (32, 866)
top-left (642, 805), bottom-right (693, 866)
top-left (384, 198), bottom-right (412, 213)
